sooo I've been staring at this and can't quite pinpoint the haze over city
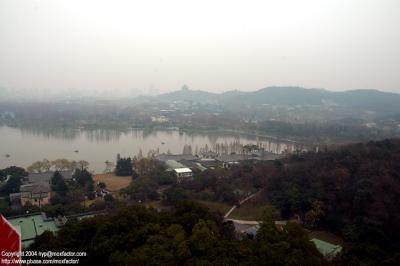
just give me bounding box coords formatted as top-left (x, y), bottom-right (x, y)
top-left (2, 1), bottom-right (400, 265)
top-left (1, 0), bottom-right (400, 95)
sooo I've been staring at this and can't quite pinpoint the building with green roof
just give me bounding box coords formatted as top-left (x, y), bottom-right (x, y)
top-left (310, 238), bottom-right (342, 260)
top-left (6, 211), bottom-right (103, 248)
top-left (8, 213), bottom-right (58, 248)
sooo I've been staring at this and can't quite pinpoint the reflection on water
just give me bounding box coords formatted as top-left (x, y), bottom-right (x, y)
top-left (85, 129), bottom-right (124, 143)
top-left (0, 126), bottom-right (312, 173)
top-left (20, 126), bottom-right (81, 140)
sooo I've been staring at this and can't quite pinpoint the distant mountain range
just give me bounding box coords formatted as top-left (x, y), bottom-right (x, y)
top-left (136, 86), bottom-right (400, 115)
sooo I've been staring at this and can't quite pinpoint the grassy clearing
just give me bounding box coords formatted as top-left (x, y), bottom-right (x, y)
top-left (93, 173), bottom-right (132, 192)
top-left (81, 197), bottom-right (103, 207)
top-left (196, 200), bottom-right (232, 214)
top-left (228, 201), bottom-right (270, 221)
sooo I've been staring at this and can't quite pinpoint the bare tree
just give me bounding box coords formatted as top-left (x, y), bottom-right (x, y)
top-left (69, 160), bottom-right (78, 171)
top-left (41, 159), bottom-right (52, 172)
top-left (77, 160), bottom-right (89, 171)
top-left (27, 161), bottom-right (44, 173)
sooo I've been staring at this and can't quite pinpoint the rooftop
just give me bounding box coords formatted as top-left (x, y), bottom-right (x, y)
top-left (244, 224), bottom-right (261, 236)
top-left (310, 238), bottom-right (342, 257)
top-left (218, 151), bottom-right (281, 162)
top-left (8, 213), bottom-right (58, 248)
top-left (174, 168), bottom-right (192, 173)
top-left (165, 160), bottom-right (186, 169)
top-left (195, 162), bottom-right (207, 171)
top-left (20, 183), bottom-right (51, 194)
top-left (26, 171), bottom-right (73, 185)
top-left (179, 159), bottom-right (208, 171)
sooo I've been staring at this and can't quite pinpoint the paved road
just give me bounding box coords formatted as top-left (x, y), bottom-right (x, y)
top-left (225, 219), bottom-right (260, 225)
top-left (224, 205), bottom-right (237, 218)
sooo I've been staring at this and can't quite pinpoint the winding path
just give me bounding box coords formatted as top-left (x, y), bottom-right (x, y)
top-left (224, 189), bottom-right (263, 218)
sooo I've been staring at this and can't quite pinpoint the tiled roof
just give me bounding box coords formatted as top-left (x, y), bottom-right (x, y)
top-left (20, 183), bottom-right (51, 193)
top-left (27, 171), bottom-right (73, 185)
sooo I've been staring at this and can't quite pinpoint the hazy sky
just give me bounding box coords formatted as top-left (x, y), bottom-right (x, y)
top-left (0, 0), bottom-right (399, 94)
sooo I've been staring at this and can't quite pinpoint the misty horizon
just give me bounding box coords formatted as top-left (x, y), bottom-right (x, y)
top-left (2, 84), bottom-right (400, 101)
top-left (1, 0), bottom-right (400, 95)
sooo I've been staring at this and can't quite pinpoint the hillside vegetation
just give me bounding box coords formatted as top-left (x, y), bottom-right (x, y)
top-left (30, 202), bottom-right (324, 265)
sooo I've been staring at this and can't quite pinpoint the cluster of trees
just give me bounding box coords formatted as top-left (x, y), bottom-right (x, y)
top-left (254, 120), bottom-right (386, 142)
top-left (0, 101), bottom-right (145, 129)
top-left (27, 159), bottom-right (89, 173)
top-left (0, 166), bottom-right (28, 195)
top-left (119, 157), bottom-right (243, 206)
top-left (74, 168), bottom-right (95, 200)
top-left (30, 201), bottom-right (325, 265)
top-left (45, 169), bottom-right (106, 217)
top-left (0, 163), bottom-right (113, 217)
top-left (154, 139), bottom-right (400, 264)
top-left (51, 171), bottom-right (69, 197)
top-left (162, 163), bottom-right (269, 206)
top-left (163, 172), bottom-right (239, 206)
top-left (115, 157), bottom-right (133, 176)
top-left (122, 158), bottom-right (175, 202)
top-left (123, 176), bottom-right (159, 202)
top-left (169, 138), bottom-right (400, 256)
top-left (264, 139), bottom-right (400, 265)
top-left (121, 158), bottom-right (262, 206)
top-left (48, 170), bottom-right (88, 215)
top-left (0, 166), bottom-right (39, 216)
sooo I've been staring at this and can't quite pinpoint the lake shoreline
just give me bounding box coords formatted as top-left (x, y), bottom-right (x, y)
top-left (0, 126), bottom-right (304, 172)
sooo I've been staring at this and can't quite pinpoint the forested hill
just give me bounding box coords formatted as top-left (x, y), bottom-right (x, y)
top-left (137, 86), bottom-right (400, 115)
top-left (267, 138), bottom-right (400, 264)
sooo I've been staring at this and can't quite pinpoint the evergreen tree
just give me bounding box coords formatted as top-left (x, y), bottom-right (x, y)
top-left (115, 157), bottom-right (133, 176)
top-left (51, 171), bottom-right (68, 196)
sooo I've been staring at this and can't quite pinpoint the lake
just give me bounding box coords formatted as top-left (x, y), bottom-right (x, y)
top-left (0, 126), bottom-right (307, 173)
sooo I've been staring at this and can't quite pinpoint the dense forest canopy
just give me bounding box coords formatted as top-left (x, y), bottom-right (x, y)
top-left (30, 202), bottom-right (325, 266)
top-left (268, 139), bottom-right (400, 239)
top-left (265, 139), bottom-right (400, 264)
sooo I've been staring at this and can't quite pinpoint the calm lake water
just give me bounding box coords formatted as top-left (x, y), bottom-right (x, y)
top-left (0, 126), bottom-right (305, 173)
